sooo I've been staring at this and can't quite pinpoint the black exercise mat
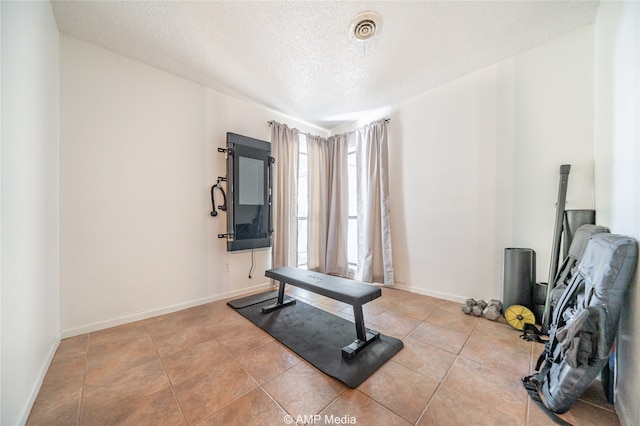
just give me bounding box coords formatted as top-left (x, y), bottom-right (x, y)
top-left (228, 293), bottom-right (403, 388)
top-left (227, 290), bottom-right (279, 309)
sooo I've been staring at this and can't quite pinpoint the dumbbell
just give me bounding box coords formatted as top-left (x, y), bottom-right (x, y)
top-left (472, 300), bottom-right (487, 316)
top-left (461, 298), bottom-right (476, 314)
top-left (482, 299), bottom-right (503, 321)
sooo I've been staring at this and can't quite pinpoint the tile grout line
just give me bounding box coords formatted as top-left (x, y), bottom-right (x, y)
top-left (357, 359), bottom-right (426, 425)
top-left (360, 301), bottom-right (477, 426)
top-left (188, 325), bottom-right (271, 424)
top-left (524, 339), bottom-right (535, 425)
top-left (147, 324), bottom-right (190, 426)
top-left (76, 332), bottom-right (91, 426)
top-left (254, 383), bottom-right (296, 424)
top-left (413, 316), bottom-right (483, 425)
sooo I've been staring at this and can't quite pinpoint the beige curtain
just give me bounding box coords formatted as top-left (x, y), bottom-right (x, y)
top-left (306, 134), bottom-right (349, 276)
top-left (356, 119), bottom-right (394, 285)
top-left (270, 122), bottom-right (299, 268)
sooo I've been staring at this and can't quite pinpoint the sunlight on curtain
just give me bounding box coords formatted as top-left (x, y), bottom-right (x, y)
top-left (347, 139), bottom-right (358, 269)
top-left (270, 122), bottom-right (299, 268)
top-left (297, 135), bottom-right (308, 268)
top-left (356, 119), bottom-right (395, 285)
top-left (306, 133), bottom-right (349, 275)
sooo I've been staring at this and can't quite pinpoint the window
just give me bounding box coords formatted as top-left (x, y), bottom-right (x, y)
top-left (347, 137), bottom-right (358, 269)
top-left (296, 134), bottom-right (358, 274)
top-left (297, 134), bottom-right (308, 268)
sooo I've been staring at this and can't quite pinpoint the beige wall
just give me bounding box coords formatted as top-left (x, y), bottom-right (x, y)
top-left (59, 35), bottom-right (325, 336)
top-left (1, 2), bottom-right (60, 424)
top-left (335, 25), bottom-right (595, 302)
top-left (594, 2), bottom-right (640, 425)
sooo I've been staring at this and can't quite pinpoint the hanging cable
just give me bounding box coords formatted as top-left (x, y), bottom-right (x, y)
top-left (210, 184), bottom-right (218, 216)
top-left (216, 182), bottom-right (227, 212)
top-left (249, 248), bottom-right (255, 279)
top-left (209, 177), bottom-right (227, 217)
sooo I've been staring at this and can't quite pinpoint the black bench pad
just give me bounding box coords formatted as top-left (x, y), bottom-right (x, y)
top-left (265, 266), bottom-right (381, 306)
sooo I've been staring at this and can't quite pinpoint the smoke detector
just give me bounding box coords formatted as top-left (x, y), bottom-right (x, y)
top-left (350, 11), bottom-right (382, 41)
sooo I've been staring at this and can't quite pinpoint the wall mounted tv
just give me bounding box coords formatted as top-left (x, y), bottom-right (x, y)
top-left (224, 132), bottom-right (273, 251)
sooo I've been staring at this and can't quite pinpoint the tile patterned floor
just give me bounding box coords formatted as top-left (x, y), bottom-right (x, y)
top-left (28, 287), bottom-right (620, 425)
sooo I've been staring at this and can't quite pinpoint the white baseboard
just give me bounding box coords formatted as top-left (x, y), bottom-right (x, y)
top-left (19, 334), bottom-right (61, 426)
top-left (393, 283), bottom-right (468, 304)
top-left (60, 282), bottom-right (271, 338)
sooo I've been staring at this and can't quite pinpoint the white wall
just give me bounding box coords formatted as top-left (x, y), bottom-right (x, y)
top-left (59, 35), bottom-right (325, 336)
top-left (1, 2), bottom-right (60, 425)
top-left (594, 2), bottom-right (640, 425)
top-left (336, 26), bottom-right (595, 302)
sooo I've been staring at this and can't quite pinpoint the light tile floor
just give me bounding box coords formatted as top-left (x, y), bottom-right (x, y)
top-left (28, 286), bottom-right (620, 425)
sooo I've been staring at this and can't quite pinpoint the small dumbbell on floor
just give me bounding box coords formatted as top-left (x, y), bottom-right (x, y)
top-left (472, 300), bottom-right (487, 316)
top-left (482, 299), bottom-right (503, 321)
top-left (461, 298), bottom-right (476, 314)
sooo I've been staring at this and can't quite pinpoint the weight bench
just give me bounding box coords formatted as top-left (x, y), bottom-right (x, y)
top-left (264, 266), bottom-right (381, 359)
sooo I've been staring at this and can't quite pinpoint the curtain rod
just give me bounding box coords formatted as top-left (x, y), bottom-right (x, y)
top-left (268, 118), bottom-right (390, 137)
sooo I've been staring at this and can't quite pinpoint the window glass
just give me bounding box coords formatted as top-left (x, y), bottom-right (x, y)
top-left (347, 136), bottom-right (358, 268)
top-left (297, 135), bottom-right (308, 268)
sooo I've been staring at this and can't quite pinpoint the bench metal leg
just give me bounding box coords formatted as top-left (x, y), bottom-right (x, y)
top-left (261, 281), bottom-right (296, 313)
top-left (342, 305), bottom-right (380, 360)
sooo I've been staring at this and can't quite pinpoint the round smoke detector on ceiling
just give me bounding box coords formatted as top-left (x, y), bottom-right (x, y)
top-left (350, 11), bottom-right (382, 41)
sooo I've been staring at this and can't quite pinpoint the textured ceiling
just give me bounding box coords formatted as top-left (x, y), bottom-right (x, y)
top-left (51, 1), bottom-right (599, 130)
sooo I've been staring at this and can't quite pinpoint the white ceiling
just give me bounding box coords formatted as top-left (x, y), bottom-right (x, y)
top-left (51, 1), bottom-right (600, 130)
